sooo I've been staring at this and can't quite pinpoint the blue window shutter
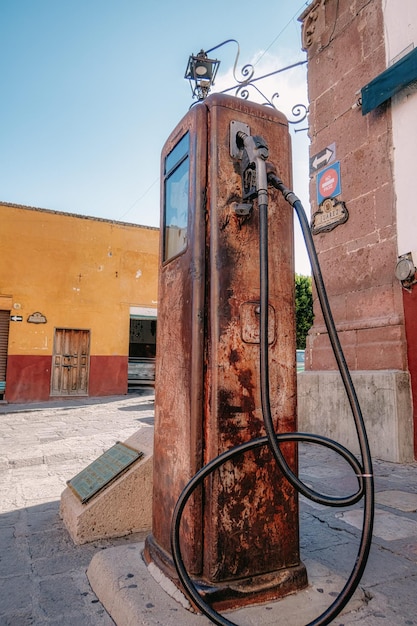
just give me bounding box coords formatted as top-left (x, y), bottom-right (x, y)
top-left (361, 47), bottom-right (417, 115)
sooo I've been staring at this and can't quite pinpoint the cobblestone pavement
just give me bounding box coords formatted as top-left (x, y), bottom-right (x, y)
top-left (1, 390), bottom-right (417, 625)
top-left (0, 390), bottom-right (153, 626)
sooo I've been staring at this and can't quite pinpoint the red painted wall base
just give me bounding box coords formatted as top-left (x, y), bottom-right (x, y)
top-left (5, 355), bottom-right (128, 404)
top-left (89, 356), bottom-right (128, 396)
top-left (402, 289), bottom-right (417, 459)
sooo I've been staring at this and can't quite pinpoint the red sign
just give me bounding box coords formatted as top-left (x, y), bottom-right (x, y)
top-left (319, 168), bottom-right (338, 196)
top-left (316, 161), bottom-right (341, 204)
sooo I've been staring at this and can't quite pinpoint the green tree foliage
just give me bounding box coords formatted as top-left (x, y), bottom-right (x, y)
top-left (295, 274), bottom-right (314, 349)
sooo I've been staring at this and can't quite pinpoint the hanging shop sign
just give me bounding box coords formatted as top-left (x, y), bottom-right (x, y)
top-left (311, 197), bottom-right (349, 235)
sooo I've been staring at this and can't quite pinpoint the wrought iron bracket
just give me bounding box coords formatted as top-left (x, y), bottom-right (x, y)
top-left (186, 39), bottom-right (309, 130)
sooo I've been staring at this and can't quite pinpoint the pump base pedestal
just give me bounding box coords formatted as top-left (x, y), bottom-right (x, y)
top-left (144, 534), bottom-right (308, 612)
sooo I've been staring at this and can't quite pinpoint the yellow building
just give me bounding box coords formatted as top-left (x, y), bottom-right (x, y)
top-left (0, 202), bottom-right (159, 403)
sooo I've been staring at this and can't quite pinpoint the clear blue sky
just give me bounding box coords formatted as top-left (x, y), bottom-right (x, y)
top-left (1, 0), bottom-right (312, 273)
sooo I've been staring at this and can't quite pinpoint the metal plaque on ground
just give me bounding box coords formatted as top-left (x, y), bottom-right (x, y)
top-left (67, 442), bottom-right (144, 504)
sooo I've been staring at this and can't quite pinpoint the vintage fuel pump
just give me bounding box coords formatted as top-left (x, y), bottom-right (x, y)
top-left (145, 93), bottom-right (374, 626)
top-left (145, 93), bottom-right (305, 603)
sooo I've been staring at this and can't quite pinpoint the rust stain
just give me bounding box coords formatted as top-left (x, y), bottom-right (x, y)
top-left (149, 94), bottom-right (304, 606)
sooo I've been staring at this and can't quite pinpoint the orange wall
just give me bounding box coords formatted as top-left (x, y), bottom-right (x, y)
top-left (0, 202), bottom-right (159, 401)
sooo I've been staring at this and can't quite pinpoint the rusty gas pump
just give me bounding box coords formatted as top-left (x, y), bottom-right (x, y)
top-left (144, 93), bottom-right (307, 606)
top-left (144, 92), bottom-right (374, 625)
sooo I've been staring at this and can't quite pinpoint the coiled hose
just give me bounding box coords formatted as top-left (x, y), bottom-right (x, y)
top-left (170, 173), bottom-right (374, 626)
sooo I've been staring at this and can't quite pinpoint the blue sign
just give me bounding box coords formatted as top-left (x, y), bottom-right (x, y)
top-left (317, 161), bottom-right (341, 204)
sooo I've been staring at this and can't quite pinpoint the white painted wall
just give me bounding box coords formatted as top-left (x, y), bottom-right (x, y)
top-left (383, 0), bottom-right (417, 259)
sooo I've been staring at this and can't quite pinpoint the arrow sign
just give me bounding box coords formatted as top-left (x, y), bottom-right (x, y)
top-left (310, 143), bottom-right (336, 174)
top-left (10, 315), bottom-right (23, 322)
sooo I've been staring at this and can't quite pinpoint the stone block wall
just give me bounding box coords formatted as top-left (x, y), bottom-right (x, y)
top-left (300, 0), bottom-right (407, 372)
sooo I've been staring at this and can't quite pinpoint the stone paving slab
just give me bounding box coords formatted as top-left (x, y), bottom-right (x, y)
top-left (0, 391), bottom-right (417, 625)
top-left (0, 391), bottom-right (154, 626)
top-left (87, 544), bottom-right (365, 626)
top-left (336, 508), bottom-right (417, 541)
top-left (375, 490), bottom-right (417, 512)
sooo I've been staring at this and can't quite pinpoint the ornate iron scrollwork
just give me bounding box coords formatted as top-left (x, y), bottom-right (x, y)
top-left (188, 39), bottom-right (309, 129)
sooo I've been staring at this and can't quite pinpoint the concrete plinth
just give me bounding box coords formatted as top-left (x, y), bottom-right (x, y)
top-left (87, 543), bottom-right (364, 626)
top-left (60, 430), bottom-right (153, 544)
top-left (298, 369), bottom-right (414, 463)
top-left (144, 533), bottom-right (307, 612)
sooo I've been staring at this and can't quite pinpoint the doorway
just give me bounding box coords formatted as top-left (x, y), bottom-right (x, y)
top-left (51, 328), bottom-right (90, 396)
top-left (128, 317), bottom-right (157, 387)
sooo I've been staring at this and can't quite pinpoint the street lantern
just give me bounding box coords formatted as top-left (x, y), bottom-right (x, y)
top-left (184, 49), bottom-right (220, 100)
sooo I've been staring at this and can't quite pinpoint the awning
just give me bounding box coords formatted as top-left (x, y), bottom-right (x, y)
top-left (361, 47), bottom-right (417, 115)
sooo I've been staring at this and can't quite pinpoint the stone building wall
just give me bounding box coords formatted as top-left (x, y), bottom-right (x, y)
top-left (301, 0), bottom-right (406, 372)
top-left (298, 0), bottom-right (415, 461)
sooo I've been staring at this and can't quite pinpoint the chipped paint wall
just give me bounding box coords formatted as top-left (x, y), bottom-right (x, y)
top-left (383, 0), bottom-right (417, 258)
top-left (0, 202), bottom-right (159, 402)
top-left (383, 0), bottom-right (417, 458)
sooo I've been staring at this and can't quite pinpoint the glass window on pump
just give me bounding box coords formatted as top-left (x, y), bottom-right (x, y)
top-left (296, 349), bottom-right (305, 372)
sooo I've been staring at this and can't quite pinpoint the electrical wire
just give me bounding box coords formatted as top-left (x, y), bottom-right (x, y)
top-left (253, 1), bottom-right (313, 66)
top-left (118, 176), bottom-right (159, 221)
top-left (170, 173), bottom-right (374, 626)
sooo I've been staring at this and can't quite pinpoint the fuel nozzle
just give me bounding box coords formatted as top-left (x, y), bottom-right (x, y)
top-left (236, 131), bottom-right (269, 206)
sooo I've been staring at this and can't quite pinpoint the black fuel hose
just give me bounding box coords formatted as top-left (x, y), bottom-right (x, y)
top-left (263, 173), bottom-right (374, 624)
top-left (170, 175), bottom-right (374, 626)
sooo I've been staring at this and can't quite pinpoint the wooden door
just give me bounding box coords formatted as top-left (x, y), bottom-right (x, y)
top-left (51, 328), bottom-right (90, 396)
